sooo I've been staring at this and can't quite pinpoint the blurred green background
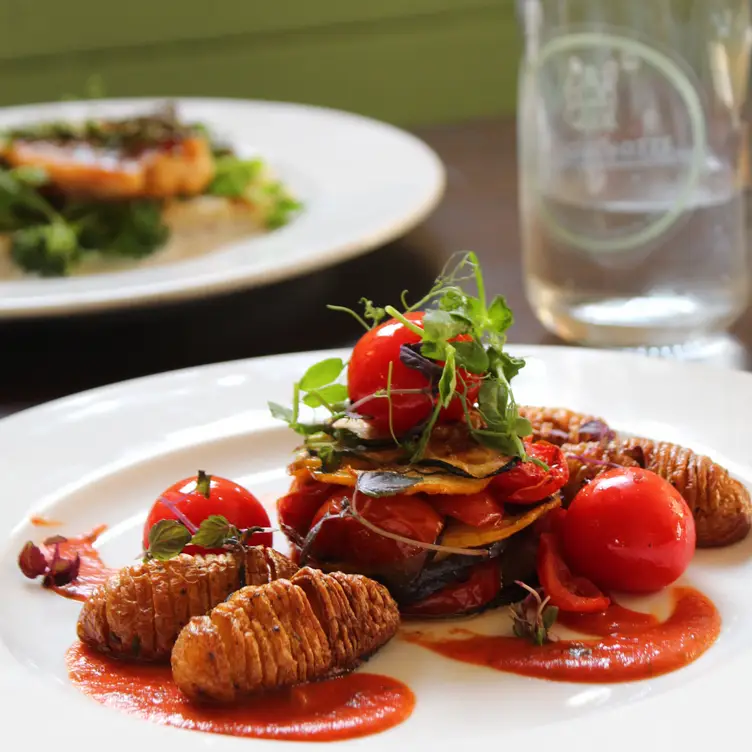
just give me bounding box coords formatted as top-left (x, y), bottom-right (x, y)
top-left (0, 0), bottom-right (520, 126)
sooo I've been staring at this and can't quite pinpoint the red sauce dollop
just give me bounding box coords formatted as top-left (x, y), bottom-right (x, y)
top-left (67, 643), bottom-right (415, 742)
top-left (404, 587), bottom-right (720, 683)
top-left (43, 526), bottom-right (115, 601)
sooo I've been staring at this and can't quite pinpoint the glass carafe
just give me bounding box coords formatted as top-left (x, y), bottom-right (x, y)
top-left (518, 0), bottom-right (751, 353)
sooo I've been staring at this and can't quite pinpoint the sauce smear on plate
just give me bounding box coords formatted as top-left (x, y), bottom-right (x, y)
top-left (67, 643), bottom-right (415, 742)
top-left (44, 526), bottom-right (115, 601)
top-left (405, 586), bottom-right (720, 682)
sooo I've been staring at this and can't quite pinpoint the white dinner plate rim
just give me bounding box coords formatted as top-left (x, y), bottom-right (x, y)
top-left (1, 344), bottom-right (751, 752)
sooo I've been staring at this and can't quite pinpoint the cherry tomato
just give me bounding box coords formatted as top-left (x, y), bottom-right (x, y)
top-left (347, 311), bottom-right (483, 435)
top-left (403, 559), bottom-right (501, 617)
top-left (142, 472), bottom-right (272, 554)
top-left (537, 532), bottom-right (610, 613)
top-left (491, 440), bottom-right (569, 504)
top-left (277, 477), bottom-right (336, 537)
top-left (429, 491), bottom-right (504, 527)
top-left (561, 467), bottom-right (696, 593)
top-left (533, 506), bottom-right (568, 538)
top-left (308, 489), bottom-right (443, 569)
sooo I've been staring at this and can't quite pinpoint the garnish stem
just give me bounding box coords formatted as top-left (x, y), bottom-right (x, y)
top-left (384, 305), bottom-right (424, 337)
top-left (386, 360), bottom-right (399, 446)
top-left (157, 495), bottom-right (199, 534)
top-left (326, 304), bottom-right (370, 332)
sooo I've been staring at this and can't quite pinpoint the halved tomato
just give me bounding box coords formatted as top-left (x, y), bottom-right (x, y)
top-left (536, 533), bottom-right (610, 613)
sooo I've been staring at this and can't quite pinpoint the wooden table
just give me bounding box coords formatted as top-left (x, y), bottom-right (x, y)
top-left (1, 118), bottom-right (750, 420)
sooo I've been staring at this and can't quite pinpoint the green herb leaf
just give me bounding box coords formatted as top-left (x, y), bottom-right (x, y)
top-left (299, 358), bottom-right (345, 391)
top-left (12, 165), bottom-right (49, 187)
top-left (515, 416), bottom-right (533, 437)
top-left (11, 222), bottom-right (81, 277)
top-left (147, 520), bottom-right (192, 561)
top-left (302, 383), bottom-right (349, 408)
top-left (76, 199), bottom-right (169, 259)
top-left (496, 351), bottom-right (526, 382)
top-left (206, 155), bottom-right (263, 198)
top-left (437, 349), bottom-right (457, 409)
top-left (422, 309), bottom-right (466, 342)
top-left (268, 401), bottom-right (294, 423)
top-left (453, 340), bottom-right (489, 374)
top-left (189, 515), bottom-right (237, 549)
top-left (477, 378), bottom-right (508, 428)
top-left (356, 471), bottom-right (421, 497)
top-left (487, 295), bottom-right (514, 336)
top-left (361, 298), bottom-right (386, 326)
top-left (542, 605), bottom-right (559, 630)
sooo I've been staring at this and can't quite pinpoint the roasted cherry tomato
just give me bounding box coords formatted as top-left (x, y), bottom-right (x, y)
top-left (537, 532), bottom-right (610, 613)
top-left (142, 471), bottom-right (272, 554)
top-left (534, 506), bottom-right (568, 538)
top-left (561, 467), bottom-right (696, 593)
top-left (308, 489), bottom-right (444, 569)
top-left (491, 440), bottom-right (569, 504)
top-left (277, 477), bottom-right (336, 537)
top-left (347, 311), bottom-right (483, 435)
top-left (403, 559), bottom-right (501, 617)
top-left (429, 491), bottom-right (504, 528)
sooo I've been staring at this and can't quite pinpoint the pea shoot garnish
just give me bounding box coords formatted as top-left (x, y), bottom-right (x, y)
top-left (269, 252), bottom-right (536, 471)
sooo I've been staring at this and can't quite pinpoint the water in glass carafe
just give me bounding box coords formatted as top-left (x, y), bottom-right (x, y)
top-left (517, 0), bottom-right (751, 356)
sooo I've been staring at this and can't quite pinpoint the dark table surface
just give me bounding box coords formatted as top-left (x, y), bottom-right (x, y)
top-left (1, 117), bottom-right (750, 420)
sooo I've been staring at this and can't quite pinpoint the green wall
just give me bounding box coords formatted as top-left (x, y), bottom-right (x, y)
top-left (0, 1), bottom-right (521, 126)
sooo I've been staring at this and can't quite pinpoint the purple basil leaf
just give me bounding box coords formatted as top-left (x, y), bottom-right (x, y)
top-left (399, 343), bottom-right (443, 382)
top-left (18, 542), bottom-right (49, 579)
top-left (45, 553), bottom-right (81, 586)
top-left (577, 420), bottom-right (615, 443)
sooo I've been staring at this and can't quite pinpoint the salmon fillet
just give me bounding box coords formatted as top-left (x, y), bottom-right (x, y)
top-left (562, 439), bottom-right (752, 547)
top-left (3, 135), bottom-right (215, 199)
top-left (76, 546), bottom-right (297, 662)
top-left (171, 567), bottom-right (401, 703)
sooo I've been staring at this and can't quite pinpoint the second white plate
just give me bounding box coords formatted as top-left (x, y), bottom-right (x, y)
top-left (0, 98), bottom-right (445, 318)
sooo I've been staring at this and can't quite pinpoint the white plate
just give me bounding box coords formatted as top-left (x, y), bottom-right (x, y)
top-left (1, 345), bottom-right (750, 751)
top-left (0, 98), bottom-right (445, 319)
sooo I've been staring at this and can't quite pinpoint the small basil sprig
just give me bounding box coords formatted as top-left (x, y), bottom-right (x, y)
top-left (269, 356), bottom-right (347, 428)
top-left (144, 514), bottom-right (272, 561)
top-left (509, 581), bottom-right (559, 646)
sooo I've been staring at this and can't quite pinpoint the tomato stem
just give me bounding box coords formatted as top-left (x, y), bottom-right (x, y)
top-left (195, 470), bottom-right (212, 499)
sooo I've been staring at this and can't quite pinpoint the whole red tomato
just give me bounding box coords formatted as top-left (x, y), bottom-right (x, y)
top-left (561, 467), bottom-right (696, 593)
top-left (347, 311), bottom-right (483, 435)
top-left (308, 488), bottom-right (444, 569)
top-left (142, 472), bottom-right (272, 554)
top-left (491, 440), bottom-right (569, 504)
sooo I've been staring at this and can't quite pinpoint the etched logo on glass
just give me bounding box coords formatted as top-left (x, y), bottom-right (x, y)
top-left (532, 32), bottom-right (707, 254)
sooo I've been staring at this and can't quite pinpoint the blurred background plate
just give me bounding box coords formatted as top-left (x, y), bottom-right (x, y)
top-left (0, 97), bottom-right (445, 318)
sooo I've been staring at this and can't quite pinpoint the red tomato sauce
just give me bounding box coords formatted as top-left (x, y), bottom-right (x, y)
top-left (67, 643), bottom-right (415, 742)
top-left (44, 525), bottom-right (115, 601)
top-left (404, 587), bottom-right (720, 683)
